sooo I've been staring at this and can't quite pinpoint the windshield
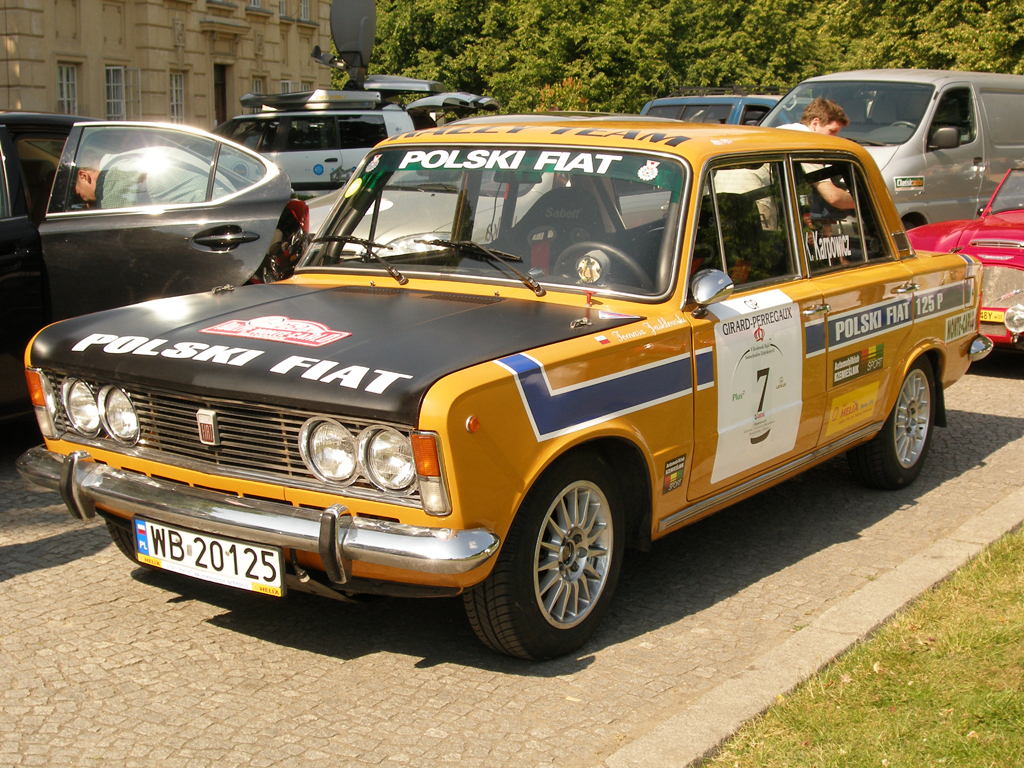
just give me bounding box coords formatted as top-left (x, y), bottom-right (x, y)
top-left (763, 81), bottom-right (935, 146)
top-left (300, 146), bottom-right (687, 298)
top-left (990, 170), bottom-right (1024, 215)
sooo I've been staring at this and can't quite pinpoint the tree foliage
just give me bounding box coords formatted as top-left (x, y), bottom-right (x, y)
top-left (351, 0), bottom-right (1024, 112)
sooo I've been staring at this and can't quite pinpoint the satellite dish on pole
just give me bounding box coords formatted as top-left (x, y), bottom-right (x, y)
top-left (330, 0), bottom-right (376, 87)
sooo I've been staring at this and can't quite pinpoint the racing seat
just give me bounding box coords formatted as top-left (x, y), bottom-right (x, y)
top-left (505, 185), bottom-right (607, 273)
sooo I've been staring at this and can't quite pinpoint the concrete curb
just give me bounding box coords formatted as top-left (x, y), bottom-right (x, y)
top-left (604, 485), bottom-right (1024, 768)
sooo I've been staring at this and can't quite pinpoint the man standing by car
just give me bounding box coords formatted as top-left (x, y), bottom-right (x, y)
top-left (779, 97), bottom-right (855, 211)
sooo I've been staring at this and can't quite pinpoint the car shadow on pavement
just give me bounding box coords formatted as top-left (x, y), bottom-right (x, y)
top-left (965, 350), bottom-right (1024, 380)
top-left (0, 525), bottom-right (112, 582)
top-left (121, 405), bottom-right (1024, 674)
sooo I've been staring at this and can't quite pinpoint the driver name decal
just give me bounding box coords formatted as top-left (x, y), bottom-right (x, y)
top-left (201, 316), bottom-right (351, 347)
top-left (711, 290), bottom-right (802, 485)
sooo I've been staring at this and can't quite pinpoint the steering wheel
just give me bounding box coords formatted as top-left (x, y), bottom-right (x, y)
top-left (553, 241), bottom-right (654, 291)
top-left (890, 121), bottom-right (917, 129)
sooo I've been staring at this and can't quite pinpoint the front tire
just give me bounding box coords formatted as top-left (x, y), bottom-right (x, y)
top-left (848, 358), bottom-right (935, 489)
top-left (463, 452), bottom-right (625, 660)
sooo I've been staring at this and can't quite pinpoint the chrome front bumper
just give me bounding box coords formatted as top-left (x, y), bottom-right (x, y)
top-left (17, 446), bottom-right (500, 584)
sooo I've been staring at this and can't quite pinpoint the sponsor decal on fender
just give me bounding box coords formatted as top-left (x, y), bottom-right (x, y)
top-left (662, 455), bottom-right (686, 494)
top-left (894, 176), bottom-right (925, 189)
top-left (201, 316), bottom-right (351, 347)
top-left (828, 298), bottom-right (912, 350)
top-left (825, 382), bottom-right (880, 436)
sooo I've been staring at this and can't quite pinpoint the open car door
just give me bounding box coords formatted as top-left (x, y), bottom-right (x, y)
top-left (40, 122), bottom-right (292, 321)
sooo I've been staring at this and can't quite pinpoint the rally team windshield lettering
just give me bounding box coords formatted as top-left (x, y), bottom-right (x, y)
top-left (302, 147), bottom-right (687, 298)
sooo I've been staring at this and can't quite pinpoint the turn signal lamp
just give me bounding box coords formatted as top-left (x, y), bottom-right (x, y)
top-left (25, 369), bottom-right (57, 439)
top-left (411, 432), bottom-right (451, 516)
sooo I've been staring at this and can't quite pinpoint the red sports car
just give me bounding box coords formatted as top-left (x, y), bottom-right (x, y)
top-left (908, 168), bottom-right (1024, 348)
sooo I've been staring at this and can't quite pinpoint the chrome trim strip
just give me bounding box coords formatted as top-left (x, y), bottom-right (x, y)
top-left (657, 423), bottom-right (883, 533)
top-left (17, 447), bottom-right (499, 577)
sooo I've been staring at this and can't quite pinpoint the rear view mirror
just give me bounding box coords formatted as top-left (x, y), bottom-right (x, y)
top-left (929, 126), bottom-right (961, 151)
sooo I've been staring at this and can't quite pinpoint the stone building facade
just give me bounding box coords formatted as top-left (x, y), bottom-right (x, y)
top-left (1, 0), bottom-right (333, 129)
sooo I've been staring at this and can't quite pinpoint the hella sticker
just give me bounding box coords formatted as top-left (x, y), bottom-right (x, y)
top-left (201, 316), bottom-right (351, 347)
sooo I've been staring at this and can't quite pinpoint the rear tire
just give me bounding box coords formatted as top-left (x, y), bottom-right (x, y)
top-left (848, 358), bottom-right (935, 490)
top-left (463, 451), bottom-right (624, 660)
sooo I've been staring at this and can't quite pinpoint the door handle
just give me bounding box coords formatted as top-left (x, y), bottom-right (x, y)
top-left (893, 283), bottom-right (919, 294)
top-left (324, 157), bottom-right (338, 162)
top-left (192, 226), bottom-right (261, 252)
top-left (802, 303), bottom-right (830, 316)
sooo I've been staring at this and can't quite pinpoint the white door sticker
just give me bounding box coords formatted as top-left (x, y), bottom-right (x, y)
top-left (711, 289), bottom-right (803, 484)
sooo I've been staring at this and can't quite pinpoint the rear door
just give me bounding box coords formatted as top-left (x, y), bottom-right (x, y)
top-left (792, 157), bottom-right (917, 445)
top-left (39, 122), bottom-right (292, 321)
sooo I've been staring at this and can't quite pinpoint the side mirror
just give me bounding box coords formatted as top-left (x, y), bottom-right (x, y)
top-left (929, 126), bottom-right (961, 151)
top-left (690, 268), bottom-right (734, 318)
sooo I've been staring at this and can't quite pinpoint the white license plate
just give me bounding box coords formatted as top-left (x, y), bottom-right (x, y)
top-left (133, 517), bottom-right (285, 597)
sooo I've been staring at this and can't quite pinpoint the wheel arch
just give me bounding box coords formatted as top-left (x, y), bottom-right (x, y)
top-left (525, 436), bottom-right (653, 553)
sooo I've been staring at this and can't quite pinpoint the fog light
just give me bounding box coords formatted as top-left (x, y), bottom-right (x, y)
top-left (1005, 303), bottom-right (1024, 335)
top-left (63, 379), bottom-right (100, 437)
top-left (99, 385), bottom-right (139, 443)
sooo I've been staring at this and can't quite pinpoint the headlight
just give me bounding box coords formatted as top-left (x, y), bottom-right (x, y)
top-left (363, 427), bottom-right (416, 491)
top-left (301, 419), bottom-right (357, 483)
top-left (63, 379), bottom-right (100, 436)
top-left (99, 385), bottom-right (139, 443)
top-left (1005, 303), bottom-right (1024, 334)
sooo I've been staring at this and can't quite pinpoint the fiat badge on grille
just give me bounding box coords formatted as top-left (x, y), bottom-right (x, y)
top-left (196, 409), bottom-right (220, 446)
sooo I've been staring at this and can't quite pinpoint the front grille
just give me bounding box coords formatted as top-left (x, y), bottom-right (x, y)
top-left (44, 371), bottom-right (420, 506)
top-left (981, 265), bottom-right (1024, 309)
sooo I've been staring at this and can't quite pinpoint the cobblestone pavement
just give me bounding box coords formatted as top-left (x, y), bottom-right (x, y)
top-left (3, 352), bottom-right (1023, 768)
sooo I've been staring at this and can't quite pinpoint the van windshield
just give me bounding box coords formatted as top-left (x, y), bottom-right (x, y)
top-left (762, 81), bottom-right (935, 146)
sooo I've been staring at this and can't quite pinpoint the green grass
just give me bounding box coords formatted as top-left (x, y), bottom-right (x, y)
top-left (705, 528), bottom-right (1024, 768)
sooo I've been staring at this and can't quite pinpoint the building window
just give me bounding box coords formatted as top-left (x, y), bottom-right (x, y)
top-left (301, 81), bottom-right (313, 92)
top-left (170, 72), bottom-right (186, 123)
top-left (299, 0), bottom-right (309, 21)
top-left (249, 0), bottom-right (260, 7)
top-left (250, 78), bottom-right (265, 112)
top-left (58, 64), bottom-right (78, 115)
top-left (279, 0), bottom-right (286, 15)
top-left (281, 80), bottom-right (297, 94)
top-left (106, 66), bottom-right (126, 120)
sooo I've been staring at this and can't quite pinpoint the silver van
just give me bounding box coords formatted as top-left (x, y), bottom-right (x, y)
top-left (762, 69), bottom-right (1024, 227)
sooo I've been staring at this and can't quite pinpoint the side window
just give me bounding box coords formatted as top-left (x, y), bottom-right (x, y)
top-left (212, 144), bottom-right (268, 200)
top-left (220, 119), bottom-right (268, 150)
top-left (285, 117), bottom-right (337, 151)
top-left (740, 104), bottom-right (771, 126)
top-left (930, 88), bottom-right (977, 145)
top-left (645, 105), bottom-right (683, 119)
top-left (336, 114), bottom-right (389, 149)
top-left (679, 104), bottom-right (733, 124)
top-left (794, 159), bottom-right (889, 274)
top-left (67, 126), bottom-right (216, 210)
top-left (15, 137), bottom-right (65, 223)
top-left (693, 161), bottom-right (794, 287)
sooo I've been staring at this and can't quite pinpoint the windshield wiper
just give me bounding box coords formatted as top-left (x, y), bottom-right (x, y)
top-left (415, 238), bottom-right (546, 296)
top-left (313, 235), bottom-right (408, 285)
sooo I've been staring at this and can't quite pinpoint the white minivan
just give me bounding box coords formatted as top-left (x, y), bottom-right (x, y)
top-left (762, 69), bottom-right (1024, 227)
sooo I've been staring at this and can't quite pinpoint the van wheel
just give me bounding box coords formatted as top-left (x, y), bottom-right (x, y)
top-left (463, 452), bottom-right (624, 660)
top-left (848, 358), bottom-right (935, 489)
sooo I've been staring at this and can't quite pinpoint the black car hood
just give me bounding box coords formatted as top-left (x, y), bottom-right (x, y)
top-left (31, 283), bottom-right (641, 424)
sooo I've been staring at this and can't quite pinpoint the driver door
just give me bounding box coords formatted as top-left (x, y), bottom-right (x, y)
top-left (683, 159), bottom-right (829, 503)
